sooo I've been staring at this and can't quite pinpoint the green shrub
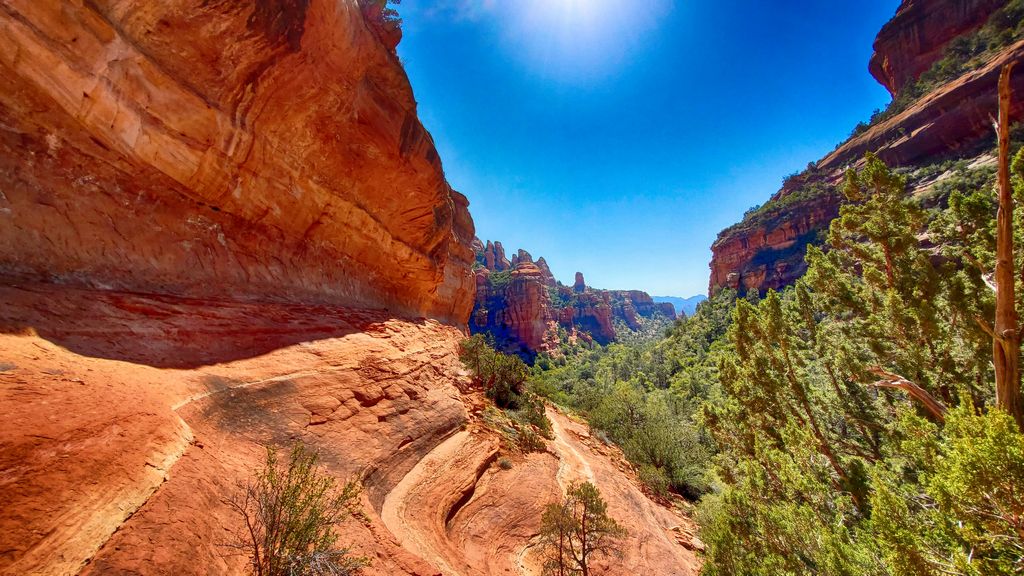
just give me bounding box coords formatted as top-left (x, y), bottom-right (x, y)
top-left (481, 407), bottom-right (548, 453)
top-left (512, 393), bottom-right (553, 438)
top-left (488, 270), bottom-right (513, 291)
top-left (461, 335), bottom-right (553, 435)
top-left (637, 463), bottom-right (671, 498)
top-left (225, 443), bottom-right (369, 576)
top-left (517, 427), bottom-right (547, 453)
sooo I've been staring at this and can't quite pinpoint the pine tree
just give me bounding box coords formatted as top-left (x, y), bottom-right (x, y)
top-left (539, 482), bottom-right (625, 576)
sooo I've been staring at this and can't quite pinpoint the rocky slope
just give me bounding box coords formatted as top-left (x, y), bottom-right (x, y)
top-left (0, 283), bottom-right (700, 576)
top-left (709, 0), bottom-right (1024, 295)
top-left (0, 0), bottom-right (474, 323)
top-left (471, 239), bottom-right (676, 358)
top-left (0, 2), bottom-right (699, 575)
top-left (0, 284), bottom-right (467, 576)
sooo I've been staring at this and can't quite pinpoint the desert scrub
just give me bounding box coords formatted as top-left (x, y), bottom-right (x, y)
top-left (225, 443), bottom-right (369, 576)
top-left (481, 406), bottom-right (548, 453)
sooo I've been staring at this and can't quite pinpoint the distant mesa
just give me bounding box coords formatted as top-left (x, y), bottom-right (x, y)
top-left (653, 295), bottom-right (708, 317)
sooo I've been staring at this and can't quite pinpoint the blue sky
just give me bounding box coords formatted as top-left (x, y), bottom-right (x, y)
top-left (396, 0), bottom-right (901, 297)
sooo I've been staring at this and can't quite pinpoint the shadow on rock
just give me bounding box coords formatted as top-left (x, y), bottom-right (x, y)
top-left (0, 282), bottom-right (412, 369)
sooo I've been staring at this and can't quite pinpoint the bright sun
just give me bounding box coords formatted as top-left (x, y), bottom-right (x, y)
top-left (504, 0), bottom-right (671, 83)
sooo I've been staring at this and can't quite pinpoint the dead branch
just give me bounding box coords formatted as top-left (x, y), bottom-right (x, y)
top-left (867, 366), bottom-right (948, 422)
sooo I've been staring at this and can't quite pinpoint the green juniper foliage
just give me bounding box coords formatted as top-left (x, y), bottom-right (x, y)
top-left (460, 334), bottom-right (553, 445)
top-left (532, 151), bottom-right (1024, 574)
top-left (529, 291), bottom-right (732, 498)
top-left (698, 155), bottom-right (1024, 575)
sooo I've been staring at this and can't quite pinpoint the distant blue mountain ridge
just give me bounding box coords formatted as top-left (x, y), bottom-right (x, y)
top-left (653, 295), bottom-right (708, 317)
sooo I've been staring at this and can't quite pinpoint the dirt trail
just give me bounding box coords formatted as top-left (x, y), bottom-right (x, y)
top-left (547, 406), bottom-right (595, 490)
top-left (380, 402), bottom-right (700, 576)
top-left (515, 407), bottom-right (700, 576)
top-left (544, 409), bottom-right (701, 576)
top-left (378, 405), bottom-right (600, 576)
top-left (513, 406), bottom-right (596, 575)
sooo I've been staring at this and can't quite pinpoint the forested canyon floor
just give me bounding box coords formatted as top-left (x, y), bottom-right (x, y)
top-left (0, 283), bottom-right (698, 576)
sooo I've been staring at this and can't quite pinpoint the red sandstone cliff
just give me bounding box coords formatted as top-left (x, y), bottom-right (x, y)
top-left (471, 241), bottom-right (675, 357)
top-left (473, 263), bottom-right (561, 354)
top-left (709, 0), bottom-right (1024, 295)
top-left (0, 0), bottom-right (475, 324)
top-left (869, 0), bottom-right (1004, 96)
top-left (710, 194), bottom-right (842, 294)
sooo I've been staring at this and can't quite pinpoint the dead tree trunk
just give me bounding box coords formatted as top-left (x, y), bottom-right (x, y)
top-left (994, 62), bottom-right (1023, 430)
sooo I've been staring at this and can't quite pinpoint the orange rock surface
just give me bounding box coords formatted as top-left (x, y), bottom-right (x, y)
top-left (471, 245), bottom-right (675, 356)
top-left (0, 284), bottom-right (465, 576)
top-left (0, 284), bottom-right (700, 576)
top-left (869, 0), bottom-right (1004, 96)
top-left (0, 3), bottom-right (701, 575)
top-left (0, 0), bottom-right (474, 324)
top-left (709, 195), bottom-right (841, 294)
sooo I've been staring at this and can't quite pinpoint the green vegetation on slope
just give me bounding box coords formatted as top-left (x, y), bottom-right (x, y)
top-left (460, 334), bottom-right (552, 451)
top-left (531, 152), bottom-right (1024, 574)
top-left (529, 290), bottom-right (735, 499)
top-left (720, 2), bottom-right (1024, 248)
top-left (226, 443), bottom-right (369, 576)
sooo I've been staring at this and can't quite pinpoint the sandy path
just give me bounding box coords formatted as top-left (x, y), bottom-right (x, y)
top-left (548, 410), bottom-right (700, 576)
top-left (379, 403), bottom-right (699, 576)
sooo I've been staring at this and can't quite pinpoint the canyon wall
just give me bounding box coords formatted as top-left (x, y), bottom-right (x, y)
top-left (471, 239), bottom-right (675, 357)
top-left (0, 0), bottom-right (475, 324)
top-left (708, 193), bottom-right (841, 294)
top-left (869, 0), bottom-right (1004, 96)
top-left (709, 0), bottom-right (1024, 295)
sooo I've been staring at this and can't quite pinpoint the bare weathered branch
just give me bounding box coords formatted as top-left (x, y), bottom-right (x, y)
top-left (976, 316), bottom-right (999, 340)
top-left (867, 366), bottom-right (948, 422)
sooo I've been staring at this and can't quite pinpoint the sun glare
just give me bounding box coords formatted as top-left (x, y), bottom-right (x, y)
top-left (502, 0), bottom-right (671, 83)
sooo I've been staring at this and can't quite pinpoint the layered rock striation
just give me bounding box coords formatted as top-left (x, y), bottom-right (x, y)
top-left (710, 193), bottom-right (842, 294)
top-left (0, 0), bottom-right (475, 324)
top-left (471, 239), bottom-right (675, 357)
top-left (710, 0), bottom-right (1024, 295)
top-left (0, 282), bottom-right (700, 576)
top-left (869, 0), bottom-right (1005, 96)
